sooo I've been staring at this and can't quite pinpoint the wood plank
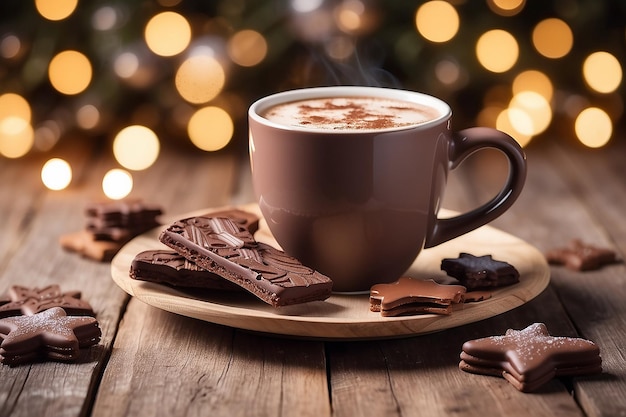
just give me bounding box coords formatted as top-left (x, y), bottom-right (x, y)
top-left (534, 143), bottom-right (626, 417)
top-left (0, 148), bottom-right (125, 417)
top-left (92, 301), bottom-right (331, 417)
top-left (0, 156), bottom-right (47, 273)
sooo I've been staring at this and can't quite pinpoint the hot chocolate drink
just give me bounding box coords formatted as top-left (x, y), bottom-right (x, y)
top-left (249, 86), bottom-right (527, 292)
top-left (261, 96), bottom-right (441, 131)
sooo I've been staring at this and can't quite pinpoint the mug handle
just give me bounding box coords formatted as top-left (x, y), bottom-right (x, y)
top-left (424, 127), bottom-right (527, 248)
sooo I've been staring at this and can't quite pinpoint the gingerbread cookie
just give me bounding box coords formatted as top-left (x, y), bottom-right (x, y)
top-left (61, 199), bottom-right (164, 262)
top-left (369, 277), bottom-right (466, 317)
top-left (441, 253), bottom-right (519, 289)
top-left (0, 285), bottom-right (95, 318)
top-left (545, 239), bottom-right (619, 271)
top-left (0, 307), bottom-right (101, 366)
top-left (459, 323), bottom-right (602, 392)
top-left (59, 230), bottom-right (123, 262)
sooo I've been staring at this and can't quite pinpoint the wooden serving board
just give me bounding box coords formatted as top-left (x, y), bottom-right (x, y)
top-left (111, 204), bottom-right (549, 340)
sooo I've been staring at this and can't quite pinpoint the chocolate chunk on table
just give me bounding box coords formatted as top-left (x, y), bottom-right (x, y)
top-left (159, 216), bottom-right (333, 307)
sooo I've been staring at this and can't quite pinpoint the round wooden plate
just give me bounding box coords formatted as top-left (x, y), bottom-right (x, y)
top-left (111, 204), bottom-right (550, 340)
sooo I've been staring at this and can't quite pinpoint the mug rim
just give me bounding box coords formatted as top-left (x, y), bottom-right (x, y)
top-left (248, 86), bottom-right (452, 134)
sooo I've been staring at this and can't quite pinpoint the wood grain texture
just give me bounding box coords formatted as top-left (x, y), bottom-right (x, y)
top-left (2, 139), bottom-right (626, 417)
top-left (92, 301), bottom-right (330, 417)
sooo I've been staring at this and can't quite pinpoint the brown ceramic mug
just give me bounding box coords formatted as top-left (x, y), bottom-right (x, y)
top-left (248, 86), bottom-right (526, 292)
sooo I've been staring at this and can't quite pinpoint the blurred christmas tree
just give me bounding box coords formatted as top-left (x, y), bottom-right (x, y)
top-left (0, 0), bottom-right (624, 166)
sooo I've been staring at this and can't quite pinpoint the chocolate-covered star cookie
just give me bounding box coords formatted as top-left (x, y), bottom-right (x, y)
top-left (545, 239), bottom-right (619, 271)
top-left (0, 307), bottom-right (101, 365)
top-left (441, 253), bottom-right (519, 290)
top-left (369, 277), bottom-right (466, 316)
top-left (459, 323), bottom-right (602, 392)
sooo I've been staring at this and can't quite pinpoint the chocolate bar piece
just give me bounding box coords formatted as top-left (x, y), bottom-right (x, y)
top-left (369, 277), bottom-right (466, 317)
top-left (0, 285), bottom-right (95, 318)
top-left (0, 307), bottom-right (101, 366)
top-left (159, 216), bottom-right (333, 307)
top-left (202, 208), bottom-right (261, 235)
top-left (459, 323), bottom-right (602, 392)
top-left (86, 199), bottom-right (163, 242)
top-left (130, 249), bottom-right (242, 291)
top-left (86, 199), bottom-right (162, 223)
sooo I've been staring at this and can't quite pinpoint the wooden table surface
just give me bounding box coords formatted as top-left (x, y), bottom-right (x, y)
top-left (1, 135), bottom-right (625, 417)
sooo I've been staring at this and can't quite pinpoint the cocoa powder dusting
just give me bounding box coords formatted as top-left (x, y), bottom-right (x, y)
top-left (298, 100), bottom-right (398, 130)
top-left (263, 96), bottom-right (438, 130)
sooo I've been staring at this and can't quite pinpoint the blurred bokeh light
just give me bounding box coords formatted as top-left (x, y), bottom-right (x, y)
top-left (187, 106), bottom-right (234, 151)
top-left (0, 0), bottom-right (623, 178)
top-left (476, 30), bottom-right (519, 73)
top-left (415, 1), bottom-right (460, 43)
top-left (102, 168), bottom-right (133, 200)
top-left (512, 70), bottom-right (553, 101)
top-left (35, 0), bottom-right (77, 21)
top-left (48, 50), bottom-right (92, 95)
top-left (41, 158), bottom-right (72, 190)
top-left (175, 55), bottom-right (225, 104)
top-left (0, 115), bottom-right (34, 158)
top-left (227, 30), bottom-right (268, 67)
top-left (532, 18), bottom-right (573, 59)
top-left (144, 12), bottom-right (191, 57)
top-left (583, 52), bottom-right (622, 94)
top-left (113, 125), bottom-right (160, 171)
top-left (487, 0), bottom-right (525, 16)
top-left (575, 108), bottom-right (612, 148)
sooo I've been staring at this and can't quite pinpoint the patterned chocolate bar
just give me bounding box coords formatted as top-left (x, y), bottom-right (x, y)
top-left (159, 216), bottom-right (333, 307)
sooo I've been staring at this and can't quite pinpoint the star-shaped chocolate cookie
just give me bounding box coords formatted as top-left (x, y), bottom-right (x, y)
top-left (0, 307), bottom-right (101, 365)
top-left (440, 253), bottom-right (519, 289)
top-left (369, 277), bottom-right (466, 316)
top-left (0, 285), bottom-right (95, 318)
top-left (545, 239), bottom-right (619, 271)
top-left (459, 323), bottom-right (602, 392)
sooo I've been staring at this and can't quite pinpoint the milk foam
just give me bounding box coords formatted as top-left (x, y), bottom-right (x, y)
top-left (262, 96), bottom-right (440, 130)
